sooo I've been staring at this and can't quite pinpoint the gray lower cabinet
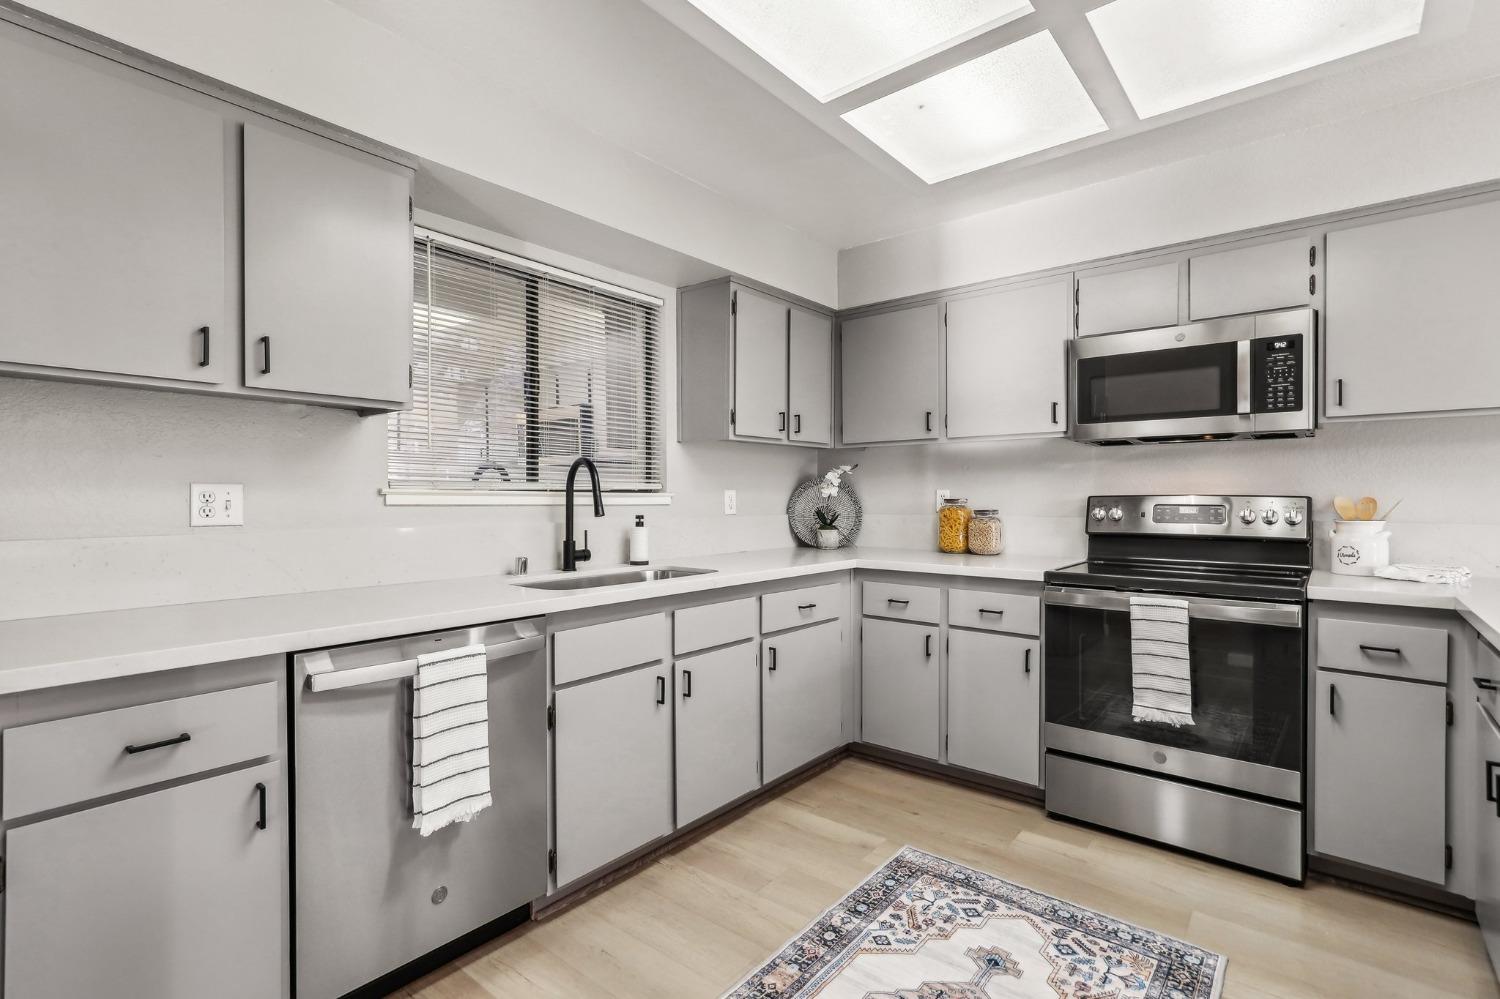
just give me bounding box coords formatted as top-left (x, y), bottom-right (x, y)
top-left (5, 761), bottom-right (284, 999)
top-left (945, 277), bottom-right (1070, 438)
top-left (676, 642), bottom-right (761, 825)
top-left (1313, 670), bottom-right (1447, 883)
top-left (1075, 260), bottom-right (1180, 337)
top-left (946, 629), bottom-right (1039, 785)
top-left (763, 621), bottom-right (845, 782)
top-left (860, 616), bottom-right (939, 760)
top-left (553, 664), bottom-right (673, 885)
top-left (243, 124), bottom-right (413, 408)
top-left (1476, 692), bottom-right (1500, 979)
top-left (0, 25), bottom-right (228, 385)
top-left (840, 303), bottom-right (942, 444)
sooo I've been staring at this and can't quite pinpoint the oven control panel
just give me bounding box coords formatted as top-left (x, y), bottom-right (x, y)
top-left (1087, 495), bottom-right (1310, 539)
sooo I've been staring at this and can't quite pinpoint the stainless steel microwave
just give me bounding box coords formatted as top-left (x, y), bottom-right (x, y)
top-left (1068, 307), bottom-right (1316, 445)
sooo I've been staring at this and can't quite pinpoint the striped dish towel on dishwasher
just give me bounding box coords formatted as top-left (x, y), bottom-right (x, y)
top-left (1129, 595), bottom-right (1194, 727)
top-left (411, 644), bottom-right (491, 836)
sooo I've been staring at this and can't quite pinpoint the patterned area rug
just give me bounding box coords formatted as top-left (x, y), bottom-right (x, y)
top-left (724, 846), bottom-right (1225, 999)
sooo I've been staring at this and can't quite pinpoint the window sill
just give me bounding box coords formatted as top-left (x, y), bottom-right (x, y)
top-left (381, 490), bottom-right (674, 508)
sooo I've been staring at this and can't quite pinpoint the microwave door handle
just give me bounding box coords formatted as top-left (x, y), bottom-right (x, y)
top-left (1236, 339), bottom-right (1252, 415)
top-left (1042, 588), bottom-right (1301, 628)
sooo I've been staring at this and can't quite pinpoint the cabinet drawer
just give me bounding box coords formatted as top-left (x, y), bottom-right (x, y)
top-left (3, 681), bottom-right (278, 821)
top-left (1317, 617), bottom-right (1447, 684)
top-left (948, 588), bottom-right (1039, 636)
top-left (554, 612), bottom-right (666, 686)
top-left (762, 582), bottom-right (843, 634)
top-left (862, 580), bottom-right (940, 624)
top-left (675, 597), bottom-right (757, 656)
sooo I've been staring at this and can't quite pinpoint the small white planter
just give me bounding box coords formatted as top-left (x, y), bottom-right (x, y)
top-left (816, 527), bottom-right (841, 550)
top-left (1330, 520), bottom-right (1390, 576)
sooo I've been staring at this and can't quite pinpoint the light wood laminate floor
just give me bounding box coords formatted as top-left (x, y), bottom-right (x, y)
top-left (393, 757), bottom-right (1497, 999)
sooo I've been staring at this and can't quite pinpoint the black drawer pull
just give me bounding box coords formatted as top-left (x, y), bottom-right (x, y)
top-left (197, 325), bottom-right (211, 368)
top-left (682, 669), bottom-right (692, 698)
top-left (1358, 644), bottom-right (1402, 656)
top-left (1477, 677), bottom-right (1499, 691)
top-left (655, 675), bottom-right (666, 705)
top-left (259, 335), bottom-right (272, 375)
top-left (255, 782), bottom-right (267, 831)
top-left (768, 646), bottom-right (777, 672)
top-left (124, 732), bottom-right (191, 755)
top-left (924, 634), bottom-right (933, 658)
top-left (887, 598), bottom-right (910, 607)
top-left (798, 603), bottom-right (817, 611)
top-left (1329, 683), bottom-right (1337, 717)
top-left (978, 608), bottom-right (1005, 617)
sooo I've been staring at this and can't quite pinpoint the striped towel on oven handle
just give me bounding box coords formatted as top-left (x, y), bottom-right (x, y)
top-left (411, 644), bottom-right (492, 836)
top-left (1129, 594), bottom-right (1194, 728)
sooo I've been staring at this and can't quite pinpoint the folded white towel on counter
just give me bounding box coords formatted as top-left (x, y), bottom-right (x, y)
top-left (1375, 563), bottom-right (1473, 586)
top-left (1130, 594), bottom-right (1194, 728)
top-left (411, 644), bottom-right (491, 836)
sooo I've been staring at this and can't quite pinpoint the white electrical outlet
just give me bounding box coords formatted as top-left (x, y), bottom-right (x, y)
top-left (935, 489), bottom-right (951, 511)
top-left (190, 483), bottom-right (245, 527)
top-left (723, 489), bottom-right (737, 515)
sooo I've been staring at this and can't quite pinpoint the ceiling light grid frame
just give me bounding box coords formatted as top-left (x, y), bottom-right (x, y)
top-left (641, 0), bottom-right (1470, 187)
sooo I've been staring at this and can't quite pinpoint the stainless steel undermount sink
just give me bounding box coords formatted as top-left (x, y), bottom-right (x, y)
top-left (516, 566), bottom-right (716, 590)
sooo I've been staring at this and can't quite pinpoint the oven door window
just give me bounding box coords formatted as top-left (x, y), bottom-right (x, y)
top-left (1044, 600), bottom-right (1302, 772)
top-left (1076, 342), bottom-right (1239, 425)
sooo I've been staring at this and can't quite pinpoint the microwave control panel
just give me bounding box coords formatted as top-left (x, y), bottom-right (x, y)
top-left (1252, 334), bottom-right (1303, 414)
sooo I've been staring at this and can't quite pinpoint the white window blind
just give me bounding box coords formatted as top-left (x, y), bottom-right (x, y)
top-left (389, 231), bottom-right (663, 494)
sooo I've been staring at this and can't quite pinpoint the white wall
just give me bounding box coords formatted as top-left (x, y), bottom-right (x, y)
top-left (20, 0), bottom-right (839, 306)
top-left (839, 76), bottom-right (1500, 308)
top-left (0, 220), bottom-right (817, 621)
top-left (824, 413), bottom-right (1500, 573)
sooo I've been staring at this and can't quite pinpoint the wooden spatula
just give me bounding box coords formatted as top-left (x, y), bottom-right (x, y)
top-left (1356, 496), bottom-right (1378, 521)
top-left (1333, 496), bottom-right (1358, 521)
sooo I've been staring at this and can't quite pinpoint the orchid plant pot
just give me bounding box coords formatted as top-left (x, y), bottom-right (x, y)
top-left (816, 527), bottom-right (841, 550)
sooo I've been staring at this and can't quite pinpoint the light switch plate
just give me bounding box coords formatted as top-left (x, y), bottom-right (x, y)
top-left (723, 489), bottom-right (737, 515)
top-left (190, 483), bottom-right (244, 526)
top-left (935, 489), bottom-right (951, 511)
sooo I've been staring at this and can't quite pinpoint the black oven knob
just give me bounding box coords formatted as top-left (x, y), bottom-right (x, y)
top-left (1238, 508), bottom-right (1258, 525)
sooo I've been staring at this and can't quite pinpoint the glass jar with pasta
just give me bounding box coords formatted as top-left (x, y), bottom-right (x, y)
top-left (937, 498), bottom-right (972, 554)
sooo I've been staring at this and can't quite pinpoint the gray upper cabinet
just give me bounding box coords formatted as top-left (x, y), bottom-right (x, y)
top-left (946, 278), bottom-right (1070, 439)
top-left (1326, 198), bottom-right (1500, 419)
top-left (1075, 260), bottom-right (1180, 337)
top-left (677, 279), bottom-right (833, 447)
top-left (788, 305), bottom-right (833, 445)
top-left (1313, 670), bottom-right (1447, 883)
top-left (243, 125), bottom-right (413, 408)
top-left (731, 285), bottom-right (789, 441)
top-left (1188, 236), bottom-right (1312, 321)
top-left (0, 27), bottom-right (228, 385)
top-left (5, 761), bottom-right (285, 999)
top-left (840, 303), bottom-right (942, 444)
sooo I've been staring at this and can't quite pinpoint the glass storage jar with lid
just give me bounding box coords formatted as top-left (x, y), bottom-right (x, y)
top-left (938, 497), bottom-right (972, 554)
top-left (968, 510), bottom-right (1004, 555)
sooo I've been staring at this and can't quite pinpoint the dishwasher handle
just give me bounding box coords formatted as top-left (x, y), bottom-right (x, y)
top-left (306, 633), bottom-right (544, 692)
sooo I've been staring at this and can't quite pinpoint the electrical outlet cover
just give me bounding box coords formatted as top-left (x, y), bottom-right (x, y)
top-left (190, 483), bottom-right (245, 527)
top-left (723, 489), bottom-right (738, 515)
top-left (935, 489), bottom-right (951, 511)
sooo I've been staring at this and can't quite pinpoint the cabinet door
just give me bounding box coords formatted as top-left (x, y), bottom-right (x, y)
top-left (946, 278), bottom-right (1070, 438)
top-left (0, 30), bottom-right (227, 384)
top-left (1326, 199), bottom-right (1500, 418)
top-left (553, 665), bottom-right (673, 885)
top-left (860, 617), bottom-right (939, 760)
top-left (5, 762), bottom-right (284, 999)
top-left (1188, 236), bottom-right (1312, 321)
top-left (947, 630), bottom-right (1039, 784)
top-left (788, 305), bottom-right (833, 445)
top-left (1313, 672), bottom-right (1446, 882)
top-left (732, 285), bottom-right (789, 441)
top-left (763, 621), bottom-right (845, 782)
top-left (1076, 260), bottom-right (1179, 336)
top-left (243, 125), bottom-right (412, 405)
top-left (840, 303), bottom-right (941, 444)
top-left (1477, 697), bottom-right (1500, 979)
top-left (676, 642), bottom-right (760, 825)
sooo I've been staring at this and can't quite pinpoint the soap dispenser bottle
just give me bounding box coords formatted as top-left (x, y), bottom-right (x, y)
top-left (628, 514), bottom-right (649, 565)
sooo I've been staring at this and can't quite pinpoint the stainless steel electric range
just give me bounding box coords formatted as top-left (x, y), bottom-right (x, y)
top-left (1042, 494), bottom-right (1312, 882)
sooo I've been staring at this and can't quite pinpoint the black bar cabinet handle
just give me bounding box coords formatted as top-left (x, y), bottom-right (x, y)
top-left (1329, 683), bottom-right (1337, 717)
top-left (682, 669), bottom-right (692, 699)
top-left (1477, 677), bottom-right (1499, 691)
top-left (197, 325), bottom-right (211, 368)
top-left (978, 608), bottom-right (1005, 617)
top-left (798, 603), bottom-right (817, 611)
top-left (1051, 401), bottom-right (1059, 425)
top-left (655, 675), bottom-right (666, 705)
top-left (778, 411), bottom-right (787, 432)
top-left (1358, 644), bottom-right (1402, 656)
top-left (1486, 761), bottom-right (1500, 803)
top-left (887, 598), bottom-right (909, 607)
top-left (924, 633), bottom-right (933, 658)
top-left (255, 782), bottom-right (267, 831)
top-left (768, 646), bottom-right (777, 672)
top-left (1336, 378), bottom-right (1344, 406)
top-left (1024, 648), bottom-right (1031, 675)
top-left (793, 413), bottom-right (802, 434)
top-left (925, 411), bottom-right (933, 432)
top-left (259, 335), bottom-right (272, 375)
top-left (124, 732), bottom-right (191, 755)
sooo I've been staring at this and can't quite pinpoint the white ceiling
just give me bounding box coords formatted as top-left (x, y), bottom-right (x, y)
top-left (331, 0), bottom-right (1500, 251)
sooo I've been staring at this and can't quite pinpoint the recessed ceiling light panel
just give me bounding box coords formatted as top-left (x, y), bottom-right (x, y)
top-left (841, 31), bottom-right (1107, 184)
top-left (683, 0), bottom-right (1034, 102)
top-left (1089, 0), bottom-right (1428, 118)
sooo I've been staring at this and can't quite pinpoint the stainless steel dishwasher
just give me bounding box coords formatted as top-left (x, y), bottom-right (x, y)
top-left (291, 618), bottom-right (547, 999)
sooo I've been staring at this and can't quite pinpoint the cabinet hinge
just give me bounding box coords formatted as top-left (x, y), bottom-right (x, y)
top-left (408, 197), bottom-right (413, 222)
top-left (1446, 844), bottom-right (1453, 870)
top-left (1447, 700), bottom-right (1454, 726)
top-left (729, 408), bottom-right (736, 427)
top-left (0, 854), bottom-right (6, 894)
top-left (944, 733), bottom-right (949, 757)
top-left (408, 364), bottom-right (414, 389)
top-left (547, 849), bottom-right (557, 875)
top-left (547, 703), bottom-right (555, 731)
top-left (731, 290), bottom-right (737, 317)
top-left (1308, 274), bottom-right (1316, 296)
top-left (943, 307), bottom-right (948, 329)
top-left (1309, 245), bottom-right (1317, 267)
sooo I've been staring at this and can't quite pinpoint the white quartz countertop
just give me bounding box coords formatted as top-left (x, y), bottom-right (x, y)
top-left (0, 547), bottom-right (1069, 694)
top-left (5, 546), bottom-right (1497, 696)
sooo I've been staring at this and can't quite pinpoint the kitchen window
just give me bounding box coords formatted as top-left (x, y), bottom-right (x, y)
top-left (387, 229), bottom-right (663, 501)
